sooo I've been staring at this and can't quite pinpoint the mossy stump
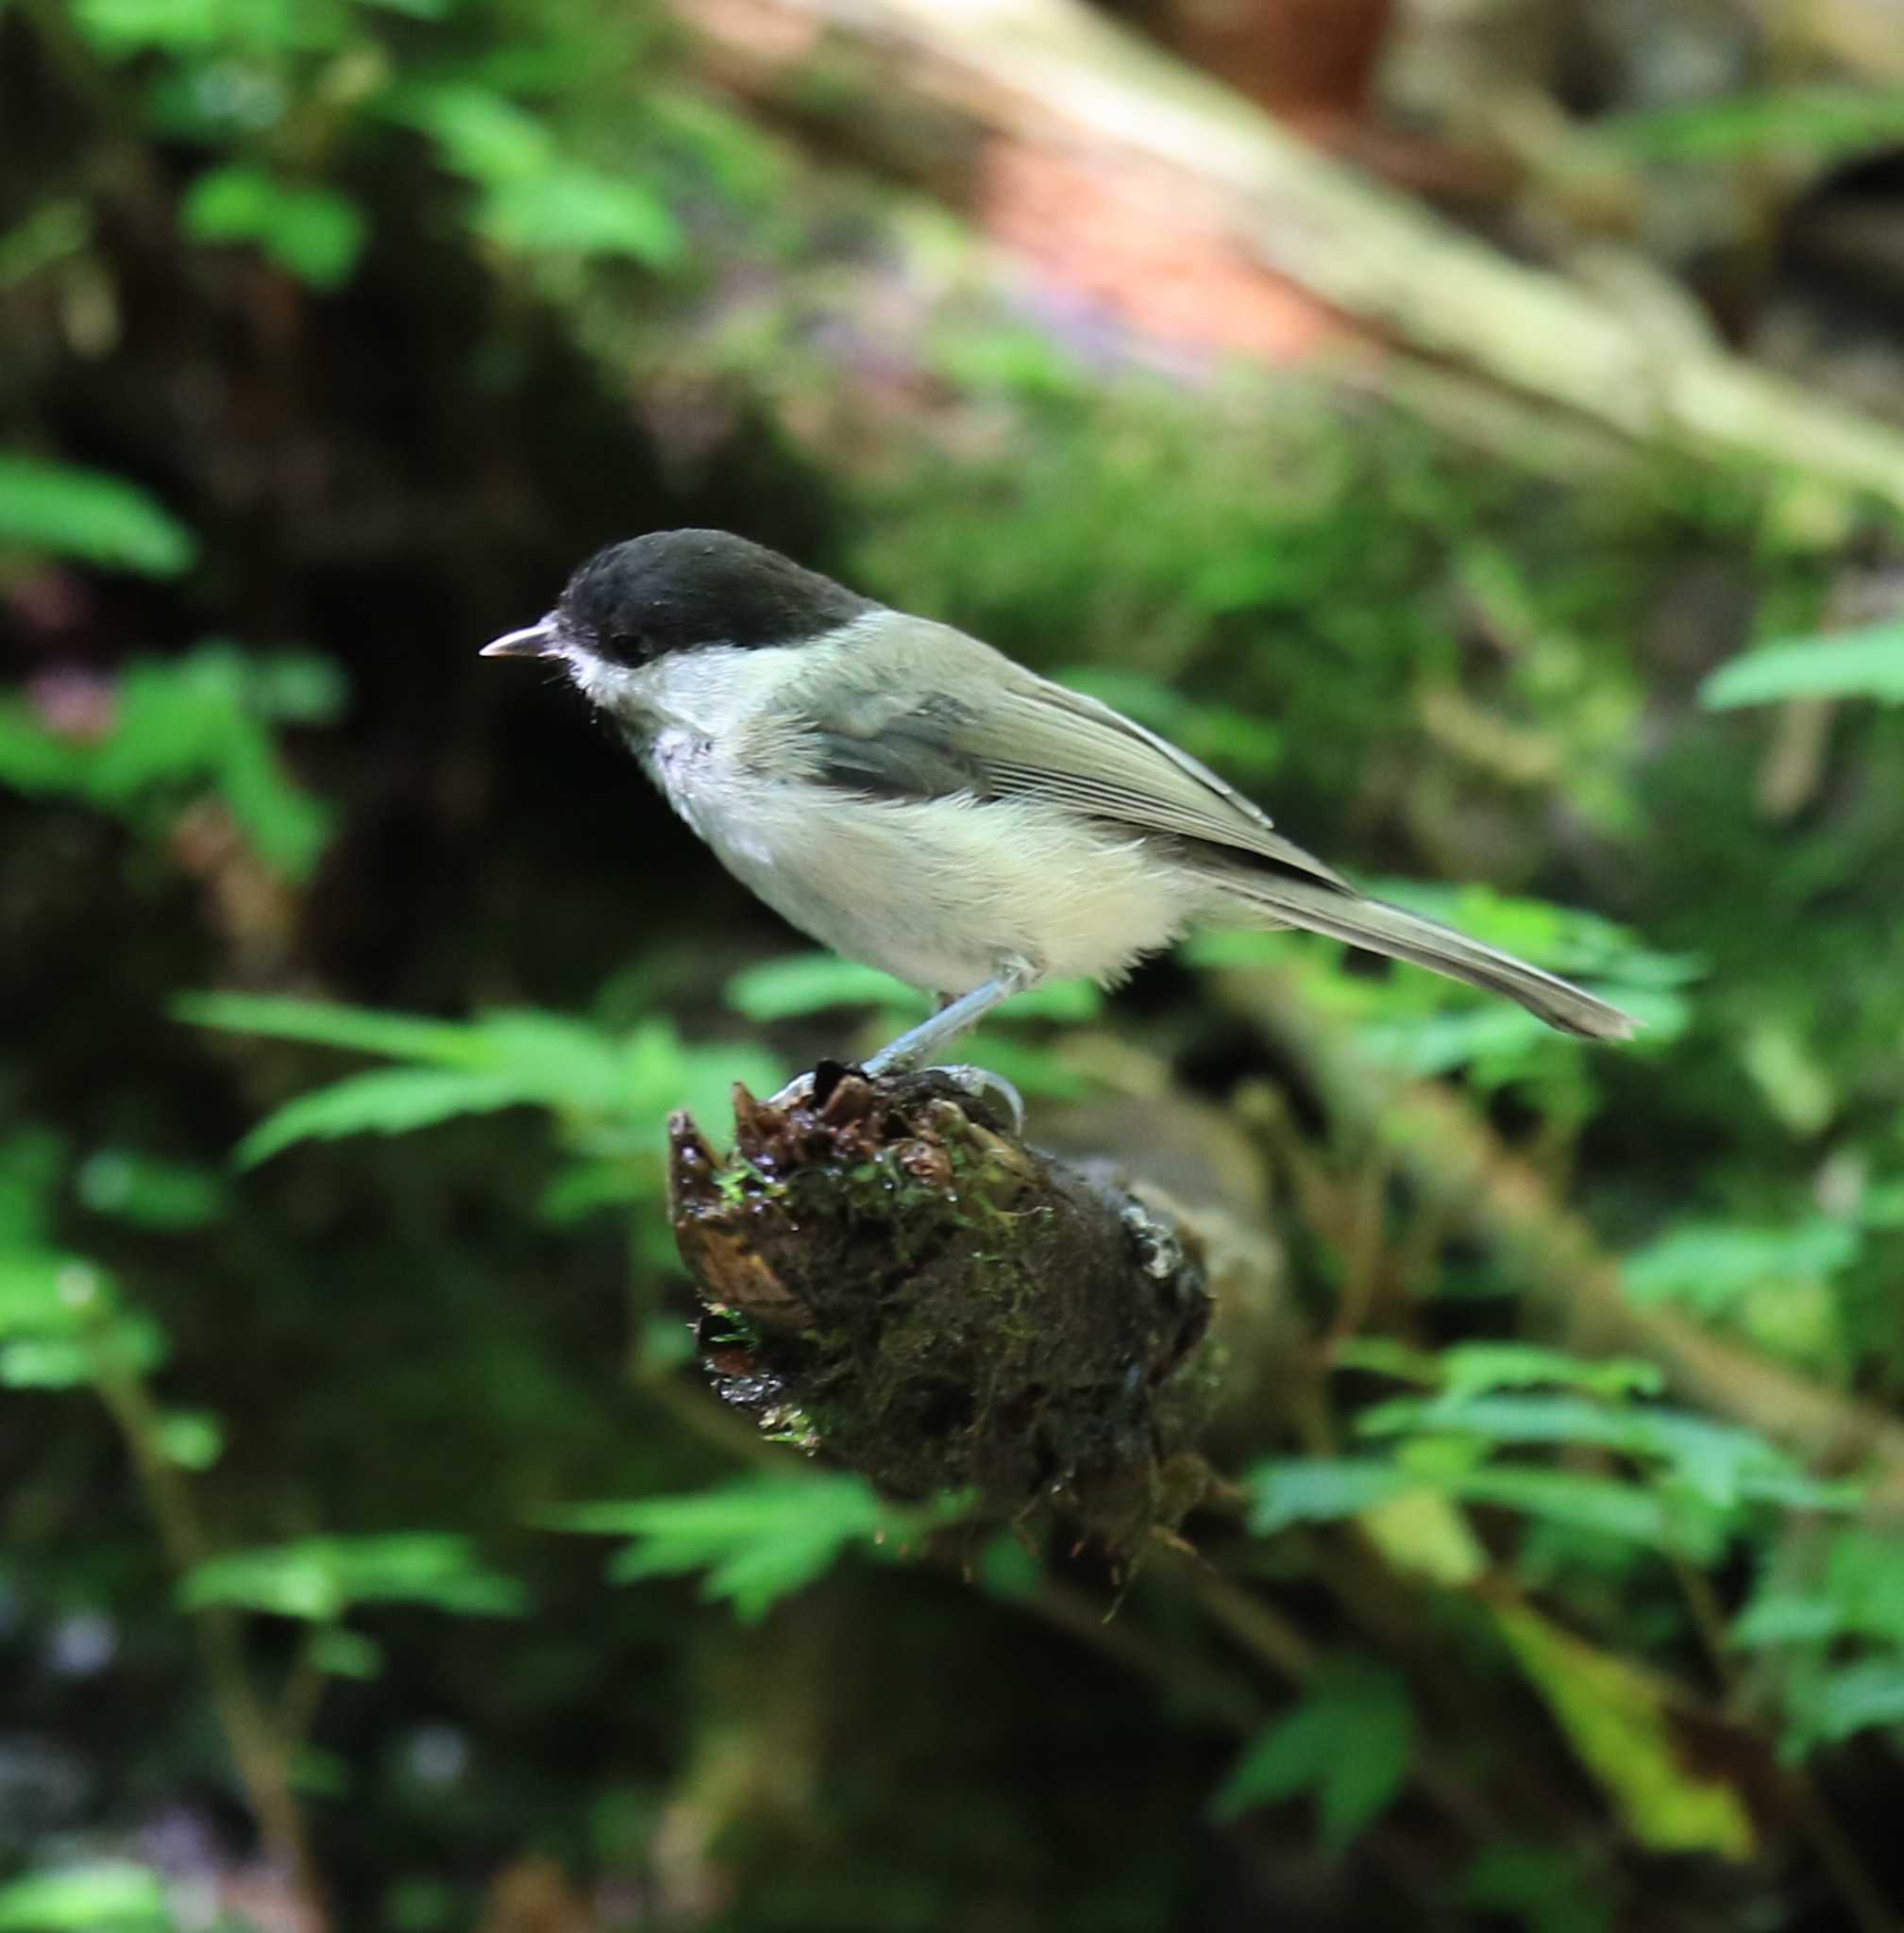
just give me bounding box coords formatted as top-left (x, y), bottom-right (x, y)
top-left (667, 1065), bottom-right (1219, 1550)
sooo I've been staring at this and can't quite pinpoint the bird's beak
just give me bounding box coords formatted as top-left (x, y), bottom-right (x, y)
top-left (480, 614), bottom-right (564, 659)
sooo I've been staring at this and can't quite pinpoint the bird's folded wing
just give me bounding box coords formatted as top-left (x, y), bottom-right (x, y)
top-left (796, 655), bottom-right (1349, 891)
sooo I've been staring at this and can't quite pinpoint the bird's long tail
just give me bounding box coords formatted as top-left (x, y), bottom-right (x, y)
top-left (1220, 875), bottom-right (1639, 1041)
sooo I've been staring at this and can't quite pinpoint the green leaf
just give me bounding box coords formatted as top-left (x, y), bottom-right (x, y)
top-left (1210, 1660), bottom-right (1413, 1854)
top-left (310, 1626), bottom-right (382, 1679)
top-left (3, 647), bottom-right (335, 878)
top-left (1622, 1219), bottom-right (1859, 1317)
top-left (1245, 1458), bottom-right (1421, 1533)
top-left (181, 166), bottom-right (365, 289)
top-left (1455, 1845), bottom-right (1612, 1933)
top-left (1736, 1530), bottom-right (1904, 1652)
top-left (1357, 1004), bottom-right (1555, 1078)
top-left (476, 166), bottom-right (680, 263)
top-left (974, 1530), bottom-right (1043, 1602)
top-left (0, 1862), bottom-right (171, 1931)
top-left (0, 455), bottom-right (196, 575)
top-left (233, 1067), bottom-right (533, 1167)
top-left (0, 1130), bottom-right (66, 1245)
top-left (551, 1474), bottom-right (958, 1622)
top-left (177, 992), bottom-right (480, 1065)
top-left (1356, 1489), bottom-right (1488, 1587)
top-left (1438, 1344), bottom-right (1664, 1402)
top-left (184, 992), bottom-right (782, 1163)
top-left (75, 0), bottom-right (352, 57)
top-left (726, 954), bottom-right (926, 1023)
top-left (0, 1310), bottom-right (167, 1387)
top-left (724, 953), bottom-right (1102, 1028)
top-left (180, 1534), bottom-right (525, 1621)
top-left (76, 1150), bottom-right (227, 1230)
top-left (1359, 1393), bottom-right (1854, 1514)
top-left (1792, 1658), bottom-right (1904, 1746)
top-left (158, 1409), bottom-right (225, 1470)
top-left (0, 1250), bottom-right (101, 1336)
top-left (394, 83), bottom-right (554, 178)
top-left (1596, 88), bottom-right (1904, 166)
top-left (1701, 624), bottom-right (1904, 708)
top-left (1448, 1466), bottom-right (1709, 1555)
top-left (1494, 1603), bottom-right (1754, 1858)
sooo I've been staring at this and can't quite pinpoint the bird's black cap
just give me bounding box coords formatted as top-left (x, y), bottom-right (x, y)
top-left (552, 529), bottom-right (874, 666)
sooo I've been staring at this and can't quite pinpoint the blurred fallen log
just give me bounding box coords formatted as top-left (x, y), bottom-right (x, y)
top-left (1754, 0), bottom-right (1904, 82)
top-left (666, 1064), bottom-right (1222, 1551)
top-left (682, 0), bottom-right (1904, 513)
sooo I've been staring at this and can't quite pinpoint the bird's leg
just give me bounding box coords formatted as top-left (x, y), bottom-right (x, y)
top-left (766, 964), bottom-right (1034, 1130)
top-left (864, 961), bottom-right (1036, 1077)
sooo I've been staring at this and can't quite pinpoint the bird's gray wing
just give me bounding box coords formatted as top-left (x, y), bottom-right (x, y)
top-left (793, 640), bottom-right (1348, 890)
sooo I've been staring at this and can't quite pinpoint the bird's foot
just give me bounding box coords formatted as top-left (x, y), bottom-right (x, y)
top-left (765, 1060), bottom-right (1023, 1134)
top-left (919, 1063), bottom-right (1025, 1134)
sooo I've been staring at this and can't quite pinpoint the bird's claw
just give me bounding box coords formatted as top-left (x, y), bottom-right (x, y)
top-left (764, 1062), bottom-right (1024, 1134)
top-left (926, 1064), bottom-right (1025, 1134)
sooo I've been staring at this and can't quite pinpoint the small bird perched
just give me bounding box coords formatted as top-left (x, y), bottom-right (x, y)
top-left (483, 529), bottom-right (1636, 1080)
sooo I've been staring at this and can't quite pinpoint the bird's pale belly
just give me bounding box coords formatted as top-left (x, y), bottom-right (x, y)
top-left (655, 743), bottom-right (1189, 997)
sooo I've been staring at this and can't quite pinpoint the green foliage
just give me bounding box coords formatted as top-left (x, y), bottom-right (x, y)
top-left (0, 1864), bottom-right (171, 1932)
top-left (180, 993), bottom-right (783, 1178)
top-left (726, 951), bottom-right (1103, 1024)
top-left (1594, 88), bottom-right (1904, 166)
top-left (726, 954), bottom-right (927, 1023)
top-left (1735, 1530), bottom-right (1904, 1751)
top-left (75, 1151), bottom-right (227, 1230)
top-left (180, 1533), bottom-right (525, 1621)
top-left (1250, 1351), bottom-right (1857, 1567)
top-left (1621, 1219), bottom-right (1857, 1366)
top-left (1494, 1603), bottom-right (1755, 1858)
top-left (0, 455), bottom-right (196, 576)
top-left (1356, 1393), bottom-right (1857, 1512)
top-left (1701, 622), bottom-right (1904, 707)
top-left (0, 1250), bottom-right (166, 1390)
top-left (390, 83), bottom-right (682, 264)
top-left (1246, 1458), bottom-right (1421, 1534)
top-left (1623, 1219), bottom-right (1858, 1311)
top-left (156, 1409), bottom-right (225, 1470)
top-left (1454, 1845), bottom-right (1611, 1933)
top-left (1335, 1337), bottom-right (1664, 1401)
top-left (1210, 1660), bottom-right (1413, 1853)
top-left (549, 1473), bottom-right (968, 1622)
top-left (0, 646), bottom-right (339, 879)
top-left (181, 165), bottom-right (366, 287)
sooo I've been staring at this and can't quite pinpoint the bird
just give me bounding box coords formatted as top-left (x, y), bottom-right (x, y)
top-left (482, 529), bottom-right (1636, 1087)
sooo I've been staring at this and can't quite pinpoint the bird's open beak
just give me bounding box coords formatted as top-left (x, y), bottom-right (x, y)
top-left (480, 614), bottom-right (564, 659)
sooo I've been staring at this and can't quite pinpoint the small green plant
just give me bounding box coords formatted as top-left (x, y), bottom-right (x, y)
top-left (178, 993), bottom-right (782, 1253)
top-left (1211, 1660), bottom-right (1413, 1853)
top-left (548, 1472), bottom-right (970, 1622)
top-left (1702, 619), bottom-right (1904, 708)
top-left (0, 644), bottom-right (342, 879)
top-left (0, 455), bottom-right (197, 576)
top-left (0, 1126), bottom-right (527, 1913)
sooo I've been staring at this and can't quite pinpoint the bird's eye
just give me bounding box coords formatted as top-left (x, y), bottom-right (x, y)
top-left (607, 630), bottom-right (651, 664)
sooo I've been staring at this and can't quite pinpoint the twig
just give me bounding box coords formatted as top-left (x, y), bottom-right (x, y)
top-left (91, 1362), bottom-right (329, 1927)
